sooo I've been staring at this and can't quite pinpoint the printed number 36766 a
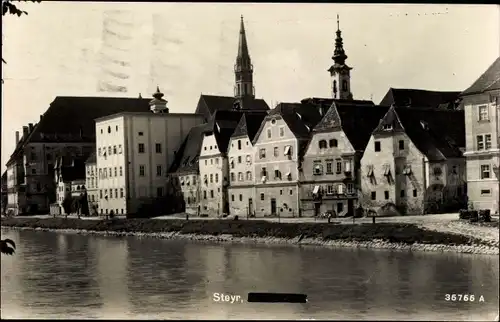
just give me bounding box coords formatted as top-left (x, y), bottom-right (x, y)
top-left (445, 294), bottom-right (477, 302)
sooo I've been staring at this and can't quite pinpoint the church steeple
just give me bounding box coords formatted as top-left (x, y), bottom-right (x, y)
top-left (234, 15), bottom-right (255, 101)
top-left (328, 15), bottom-right (353, 100)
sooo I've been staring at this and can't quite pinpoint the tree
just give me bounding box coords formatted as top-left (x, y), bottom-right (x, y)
top-left (1, 238), bottom-right (16, 255)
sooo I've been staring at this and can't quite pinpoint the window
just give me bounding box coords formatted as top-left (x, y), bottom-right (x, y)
top-left (399, 140), bottom-right (405, 150)
top-left (210, 190), bottom-right (214, 198)
top-left (485, 134), bottom-right (492, 149)
top-left (267, 129), bottom-right (272, 139)
top-left (203, 191), bottom-right (207, 199)
top-left (115, 188), bottom-right (118, 199)
top-left (384, 191), bottom-right (389, 200)
top-left (230, 158), bottom-right (235, 169)
top-left (138, 143), bottom-right (145, 153)
top-left (116, 125), bottom-right (118, 131)
top-left (329, 139), bottom-right (338, 148)
top-left (120, 188), bottom-right (124, 198)
top-left (118, 145), bottom-right (123, 154)
top-left (342, 80), bottom-right (348, 91)
top-left (119, 166), bottom-right (123, 176)
top-left (138, 131), bottom-right (144, 136)
top-left (347, 183), bottom-right (353, 194)
top-left (238, 140), bottom-right (242, 150)
top-left (156, 165), bottom-right (162, 176)
top-left (238, 156), bottom-right (242, 164)
top-left (480, 165), bottom-right (490, 179)
top-left (113, 145), bottom-right (117, 154)
top-left (210, 174), bottom-right (213, 183)
top-left (215, 157), bottom-right (219, 164)
top-left (274, 169), bottom-right (281, 179)
top-left (155, 143), bottom-right (162, 153)
top-left (261, 167), bottom-right (267, 177)
top-left (344, 160), bottom-right (351, 172)
top-left (327, 185), bottom-right (334, 194)
top-left (478, 105), bottom-right (489, 121)
top-left (210, 159), bottom-right (213, 165)
top-left (230, 172), bottom-right (235, 182)
top-left (413, 189), bottom-right (417, 197)
top-left (31, 169), bottom-right (36, 175)
top-left (139, 165), bottom-right (145, 176)
top-left (289, 189), bottom-right (293, 195)
top-left (326, 160), bottom-right (333, 174)
top-left (383, 124), bottom-right (393, 131)
top-left (157, 187), bottom-right (164, 197)
top-left (231, 194), bottom-right (235, 201)
top-left (238, 172), bottom-right (244, 181)
top-left (279, 127), bottom-right (285, 137)
top-left (108, 147), bottom-right (112, 155)
top-left (246, 155), bottom-right (251, 163)
top-left (313, 162), bottom-right (323, 175)
top-left (204, 174), bottom-right (208, 183)
top-left (99, 169), bottom-right (102, 179)
top-left (260, 193), bottom-right (265, 200)
top-left (481, 189), bottom-right (491, 195)
top-left (107, 126), bottom-right (111, 133)
top-left (109, 167), bottom-right (113, 177)
top-left (477, 135), bottom-right (484, 150)
top-left (98, 148), bottom-right (102, 156)
top-left (284, 145), bottom-right (292, 156)
top-left (336, 160), bottom-right (342, 174)
top-left (274, 147), bottom-right (279, 157)
top-left (259, 148), bottom-right (266, 159)
top-left (239, 194), bottom-right (243, 201)
top-left (215, 173), bottom-right (219, 183)
top-left (319, 140), bottom-right (327, 149)
top-left (374, 141), bottom-right (381, 152)
top-left (246, 171), bottom-right (252, 180)
top-left (400, 190), bottom-right (405, 198)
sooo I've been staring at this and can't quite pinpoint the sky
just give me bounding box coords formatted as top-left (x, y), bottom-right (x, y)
top-left (1, 2), bottom-right (499, 172)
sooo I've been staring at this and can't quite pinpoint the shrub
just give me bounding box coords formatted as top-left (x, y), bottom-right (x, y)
top-left (459, 209), bottom-right (470, 220)
top-left (469, 210), bottom-right (479, 223)
top-left (479, 209), bottom-right (491, 222)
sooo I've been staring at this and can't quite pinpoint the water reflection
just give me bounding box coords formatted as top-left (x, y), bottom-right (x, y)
top-left (1, 229), bottom-right (498, 320)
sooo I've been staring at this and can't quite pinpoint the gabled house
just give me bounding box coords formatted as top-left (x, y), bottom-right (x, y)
top-left (300, 99), bottom-right (387, 217)
top-left (168, 123), bottom-right (209, 215)
top-left (227, 112), bottom-right (268, 216)
top-left (380, 88), bottom-right (462, 110)
top-left (253, 102), bottom-right (323, 217)
top-left (360, 105), bottom-right (466, 215)
top-left (461, 56), bottom-right (500, 213)
top-left (198, 110), bottom-right (246, 216)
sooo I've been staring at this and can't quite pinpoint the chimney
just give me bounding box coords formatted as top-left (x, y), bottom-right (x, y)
top-left (15, 131), bottom-right (20, 145)
top-left (22, 126), bottom-right (29, 137)
top-left (28, 123), bottom-right (34, 132)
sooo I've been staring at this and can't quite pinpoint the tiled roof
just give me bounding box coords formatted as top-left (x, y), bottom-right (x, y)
top-left (7, 96), bottom-right (151, 166)
top-left (266, 102), bottom-right (323, 139)
top-left (194, 94), bottom-right (270, 120)
top-left (231, 112), bottom-right (268, 141)
top-left (461, 56), bottom-right (500, 96)
top-left (168, 123), bottom-right (209, 174)
top-left (313, 100), bottom-right (387, 151)
top-left (374, 106), bottom-right (465, 161)
top-left (85, 152), bottom-right (97, 164)
top-left (380, 88), bottom-right (461, 109)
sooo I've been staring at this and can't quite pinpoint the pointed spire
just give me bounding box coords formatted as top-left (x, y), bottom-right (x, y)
top-left (237, 15), bottom-right (249, 59)
top-left (138, 93), bottom-right (142, 99)
top-left (153, 85), bottom-right (164, 100)
top-left (333, 14), bottom-right (347, 65)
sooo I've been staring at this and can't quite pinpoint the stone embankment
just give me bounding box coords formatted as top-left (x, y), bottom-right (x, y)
top-left (1, 217), bottom-right (498, 255)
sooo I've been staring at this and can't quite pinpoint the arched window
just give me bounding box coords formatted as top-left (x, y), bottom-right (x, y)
top-left (107, 126), bottom-right (111, 133)
top-left (342, 80), bottom-right (348, 91)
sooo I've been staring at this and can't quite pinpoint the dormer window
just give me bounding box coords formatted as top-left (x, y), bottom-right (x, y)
top-left (329, 139), bottom-right (338, 148)
top-left (403, 165), bottom-right (412, 175)
top-left (383, 124), bottom-right (393, 130)
top-left (318, 140), bottom-right (328, 149)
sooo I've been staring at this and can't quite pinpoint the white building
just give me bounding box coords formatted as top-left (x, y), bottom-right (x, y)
top-left (95, 87), bottom-right (204, 215)
top-left (85, 152), bottom-right (99, 215)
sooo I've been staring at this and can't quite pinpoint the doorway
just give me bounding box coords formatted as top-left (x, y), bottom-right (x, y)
top-left (271, 198), bottom-right (277, 215)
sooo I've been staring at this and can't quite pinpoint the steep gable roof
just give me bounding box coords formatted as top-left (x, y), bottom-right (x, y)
top-left (7, 96), bottom-right (151, 166)
top-left (195, 94), bottom-right (270, 120)
top-left (168, 123), bottom-right (209, 174)
top-left (205, 110), bottom-right (247, 153)
top-left (231, 112), bottom-right (268, 141)
top-left (374, 106), bottom-right (465, 161)
top-left (380, 88), bottom-right (461, 109)
top-left (461, 56), bottom-right (500, 96)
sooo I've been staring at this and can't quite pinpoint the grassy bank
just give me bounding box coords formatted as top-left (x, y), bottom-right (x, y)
top-left (0, 217), bottom-right (491, 247)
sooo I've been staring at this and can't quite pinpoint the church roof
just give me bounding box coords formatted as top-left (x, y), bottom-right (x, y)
top-left (194, 94), bottom-right (269, 120)
top-left (379, 88), bottom-right (461, 109)
top-left (461, 56), bottom-right (500, 96)
top-left (6, 96), bottom-right (151, 166)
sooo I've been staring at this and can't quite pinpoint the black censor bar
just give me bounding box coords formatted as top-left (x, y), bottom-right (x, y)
top-left (247, 292), bottom-right (308, 303)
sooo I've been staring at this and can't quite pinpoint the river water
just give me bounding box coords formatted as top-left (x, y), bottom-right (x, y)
top-left (1, 228), bottom-right (498, 320)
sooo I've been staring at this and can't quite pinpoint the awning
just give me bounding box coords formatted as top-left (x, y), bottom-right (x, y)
top-left (313, 185), bottom-right (320, 194)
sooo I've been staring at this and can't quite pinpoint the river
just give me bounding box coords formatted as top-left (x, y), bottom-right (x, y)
top-left (1, 228), bottom-right (498, 320)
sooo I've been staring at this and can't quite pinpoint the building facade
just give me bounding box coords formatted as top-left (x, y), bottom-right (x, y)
top-left (227, 113), bottom-right (267, 216)
top-left (85, 152), bottom-right (99, 216)
top-left (360, 106), bottom-right (466, 215)
top-left (461, 57), bottom-right (500, 214)
top-left (95, 88), bottom-right (204, 215)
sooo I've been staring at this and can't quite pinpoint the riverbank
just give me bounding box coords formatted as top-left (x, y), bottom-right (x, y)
top-left (1, 217), bottom-right (498, 255)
